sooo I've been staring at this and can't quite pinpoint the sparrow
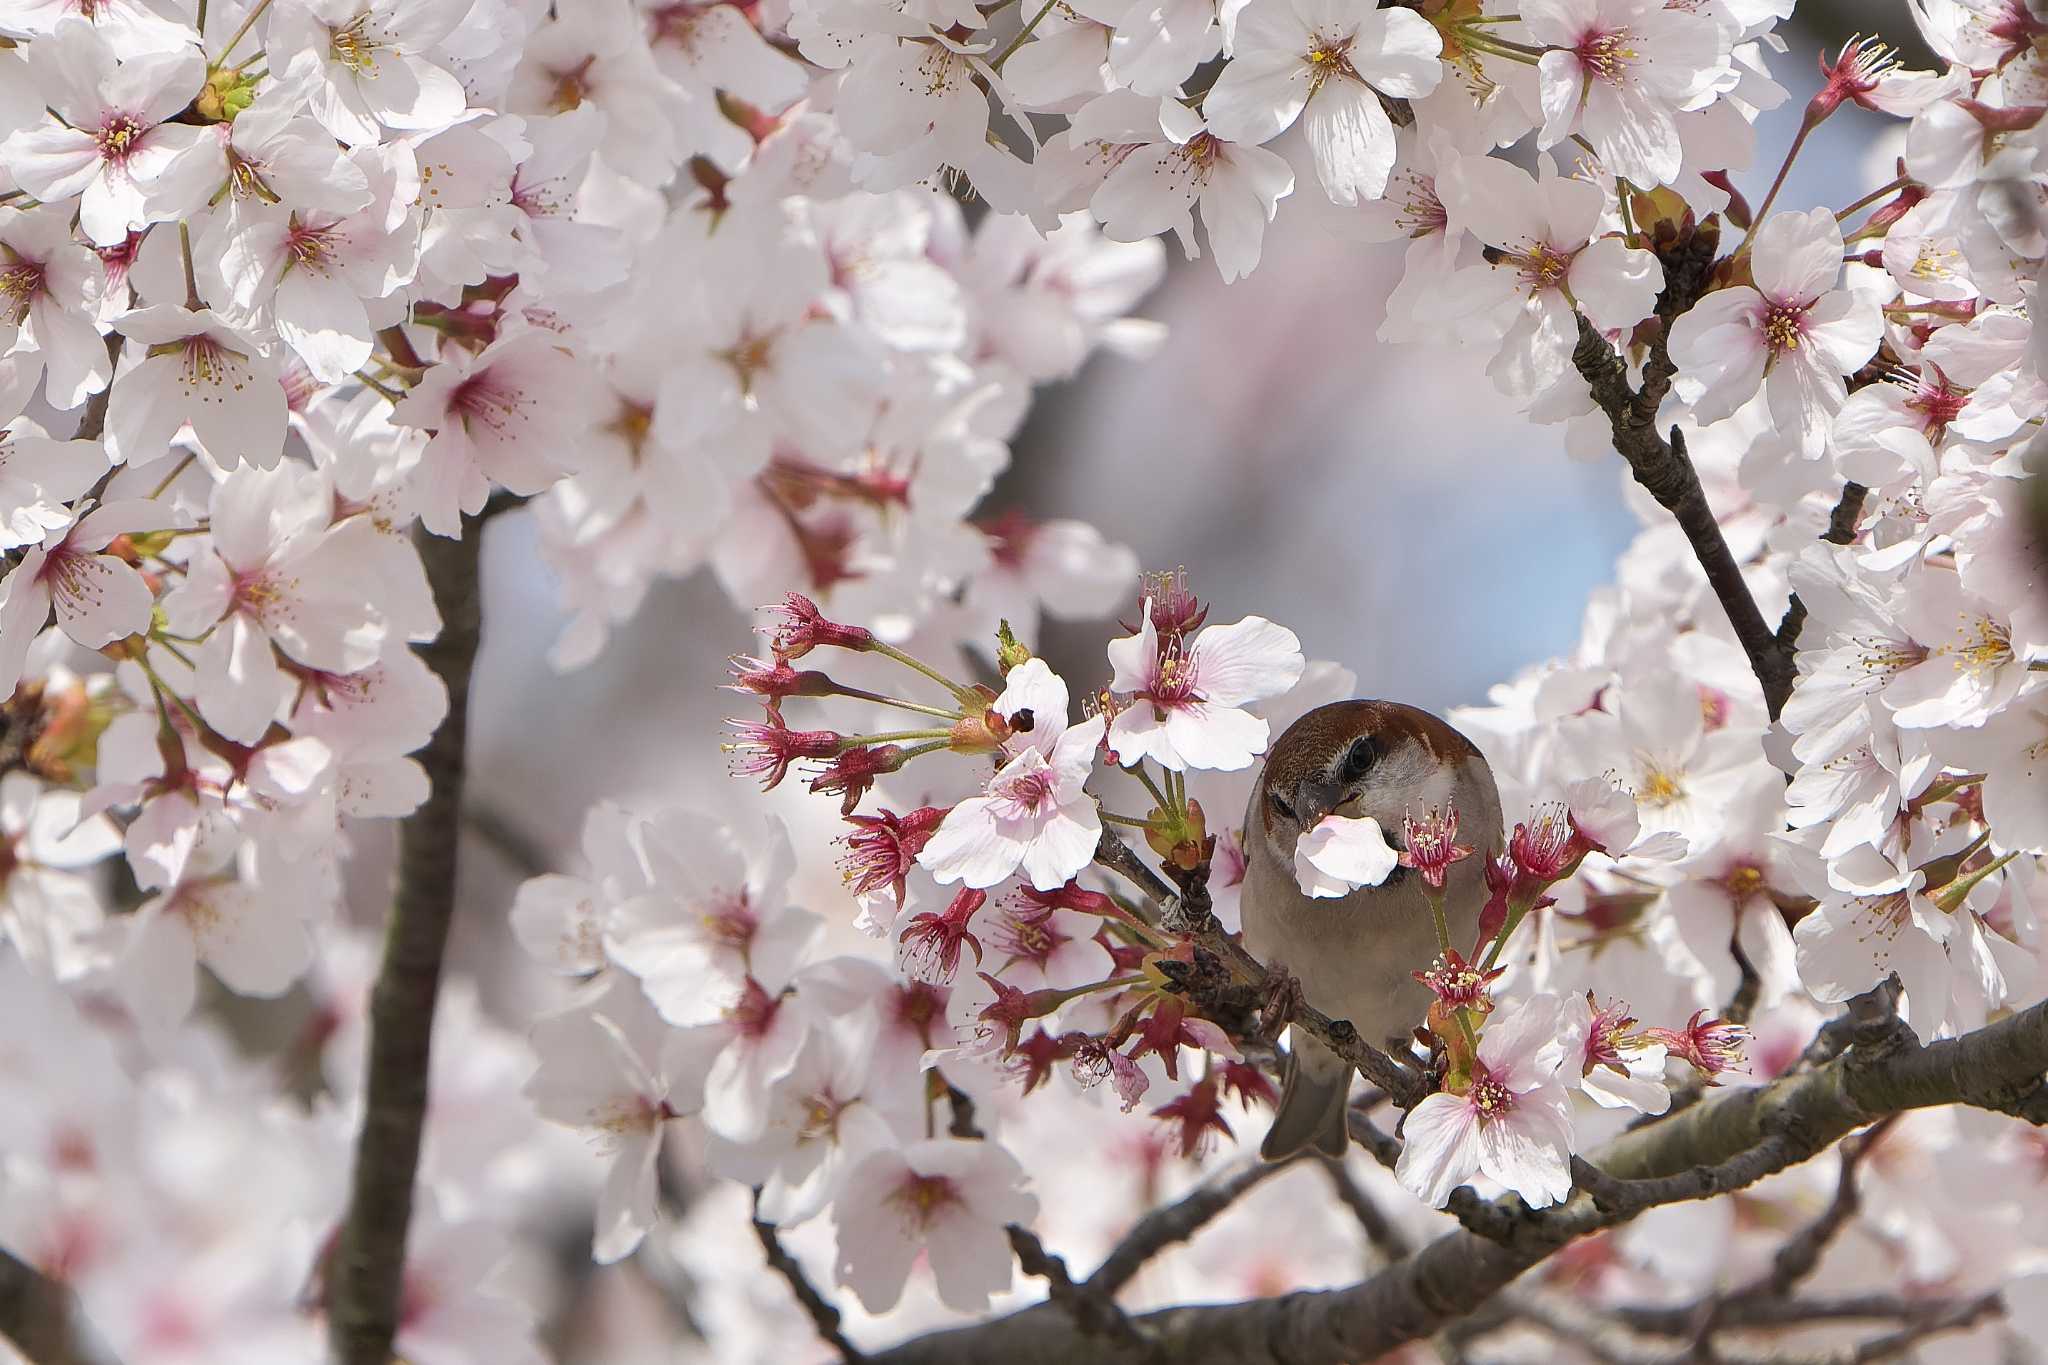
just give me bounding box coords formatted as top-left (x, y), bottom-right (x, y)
top-left (1239, 700), bottom-right (1504, 1160)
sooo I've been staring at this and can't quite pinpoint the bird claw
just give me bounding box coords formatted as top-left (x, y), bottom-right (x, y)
top-left (1258, 964), bottom-right (1304, 1041)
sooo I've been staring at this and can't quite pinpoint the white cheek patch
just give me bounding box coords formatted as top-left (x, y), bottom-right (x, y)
top-left (1350, 743), bottom-right (1457, 831)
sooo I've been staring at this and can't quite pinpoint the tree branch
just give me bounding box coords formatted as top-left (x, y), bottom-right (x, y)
top-left (1319, 1156), bottom-right (1412, 1263)
top-left (1094, 828), bottom-right (1426, 1107)
top-left (754, 1192), bottom-right (868, 1364)
top-left (1508, 1286), bottom-right (1999, 1364)
top-left (1009, 1225), bottom-right (1151, 1355)
top-left (0, 1248), bottom-right (117, 1365)
top-left (327, 523), bottom-right (485, 1363)
top-left (1573, 313), bottom-right (1794, 717)
top-left (865, 992), bottom-right (2048, 1365)
top-left (1088, 1157), bottom-right (1297, 1295)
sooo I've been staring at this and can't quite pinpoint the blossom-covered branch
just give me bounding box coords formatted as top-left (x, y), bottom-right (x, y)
top-left (865, 989), bottom-right (2048, 1363)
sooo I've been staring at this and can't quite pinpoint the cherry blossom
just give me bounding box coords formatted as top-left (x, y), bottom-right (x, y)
top-left (1667, 208), bottom-right (1885, 460)
top-left (1105, 603), bottom-right (1304, 771)
top-left (390, 325), bottom-right (594, 535)
top-left (0, 21), bottom-right (212, 246)
top-left (1439, 155), bottom-right (1661, 405)
top-left (526, 981), bottom-right (701, 1263)
top-left (0, 499), bottom-right (177, 697)
top-left (1524, 0), bottom-right (1732, 188)
top-left (160, 462), bottom-right (389, 743)
top-left (1395, 993), bottom-right (1576, 1208)
top-left (1086, 96), bottom-right (1297, 283)
top-left (105, 304), bottom-right (288, 468)
top-left (1202, 0), bottom-right (1444, 205)
top-left (919, 660), bottom-right (1108, 891)
top-left (272, 0), bottom-right (474, 147)
top-left (831, 1137), bottom-right (1039, 1314)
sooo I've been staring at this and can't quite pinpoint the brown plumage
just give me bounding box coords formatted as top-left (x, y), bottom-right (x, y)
top-left (1240, 700), bottom-right (1504, 1159)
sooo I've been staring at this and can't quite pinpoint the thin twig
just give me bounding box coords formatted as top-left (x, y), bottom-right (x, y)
top-left (1509, 1287), bottom-right (1999, 1365)
top-left (1094, 828), bottom-right (1425, 1106)
top-left (1319, 1156), bottom-right (1413, 1263)
top-left (753, 1192), bottom-right (869, 1363)
top-left (1088, 1157), bottom-right (1297, 1295)
top-left (327, 521), bottom-right (485, 1362)
top-left (462, 802), bottom-right (552, 879)
top-left (1008, 1226), bottom-right (1152, 1355)
top-left (1739, 1115), bottom-right (1896, 1300)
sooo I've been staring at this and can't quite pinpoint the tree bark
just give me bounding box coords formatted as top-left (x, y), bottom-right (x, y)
top-left (326, 523), bottom-right (484, 1362)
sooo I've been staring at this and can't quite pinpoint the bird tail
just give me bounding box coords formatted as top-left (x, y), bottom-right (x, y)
top-left (1260, 1037), bottom-right (1351, 1161)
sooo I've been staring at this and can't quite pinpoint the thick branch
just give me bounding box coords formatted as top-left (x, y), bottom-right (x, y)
top-left (0, 1249), bottom-right (116, 1365)
top-left (867, 994), bottom-right (2048, 1365)
top-left (327, 524), bottom-right (485, 1362)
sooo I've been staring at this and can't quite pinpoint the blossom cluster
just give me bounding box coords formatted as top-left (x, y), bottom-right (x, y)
top-left (0, 0), bottom-right (1158, 1354)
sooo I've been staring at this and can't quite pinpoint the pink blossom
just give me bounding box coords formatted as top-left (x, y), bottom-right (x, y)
top-left (1667, 208), bottom-right (1884, 460)
top-left (1106, 601), bottom-right (1303, 771)
top-left (1395, 993), bottom-right (1576, 1209)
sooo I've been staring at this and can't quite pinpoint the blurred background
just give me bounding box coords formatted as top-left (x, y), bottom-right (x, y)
top-left (375, 1), bottom-right (1923, 1355)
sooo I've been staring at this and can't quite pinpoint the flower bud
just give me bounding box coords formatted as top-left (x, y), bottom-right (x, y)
top-left (195, 64), bottom-right (258, 122)
top-left (808, 743), bottom-right (907, 814)
top-left (764, 593), bottom-right (874, 660)
top-left (995, 620), bottom-right (1032, 674)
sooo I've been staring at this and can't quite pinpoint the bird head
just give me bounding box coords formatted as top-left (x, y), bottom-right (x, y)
top-left (1246, 700), bottom-right (1503, 875)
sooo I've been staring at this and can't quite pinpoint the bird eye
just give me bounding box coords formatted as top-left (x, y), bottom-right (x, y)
top-left (1341, 737), bottom-right (1378, 783)
top-left (1268, 790), bottom-right (1295, 822)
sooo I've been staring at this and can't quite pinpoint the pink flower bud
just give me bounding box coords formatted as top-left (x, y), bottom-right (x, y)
top-left (1646, 1010), bottom-right (1747, 1083)
top-left (723, 716), bottom-right (842, 790)
top-left (765, 592), bottom-right (873, 660)
top-left (898, 888), bottom-right (987, 985)
top-left (1413, 948), bottom-right (1505, 1012)
top-left (807, 743), bottom-right (907, 814)
top-left (839, 806), bottom-right (947, 906)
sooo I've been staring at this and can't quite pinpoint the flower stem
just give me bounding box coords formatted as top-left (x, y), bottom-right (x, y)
top-left (869, 640), bottom-right (982, 706)
top-left (146, 452), bottom-right (197, 501)
top-left (1100, 811), bottom-right (1154, 829)
top-left (842, 728), bottom-right (953, 747)
top-left (1836, 175), bottom-right (1909, 221)
top-left (1458, 31), bottom-right (1545, 64)
top-left (1131, 763), bottom-right (1171, 814)
top-left (355, 371), bottom-right (403, 403)
top-left (825, 683), bottom-right (961, 721)
top-left (178, 222), bottom-right (201, 311)
top-left (1737, 114), bottom-right (1819, 254)
top-left (991, 0), bottom-right (1059, 69)
top-left (219, 0), bottom-right (274, 61)
top-left (1426, 885), bottom-right (1452, 958)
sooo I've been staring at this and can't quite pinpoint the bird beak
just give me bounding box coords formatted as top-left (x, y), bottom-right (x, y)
top-left (1294, 775), bottom-right (1344, 827)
